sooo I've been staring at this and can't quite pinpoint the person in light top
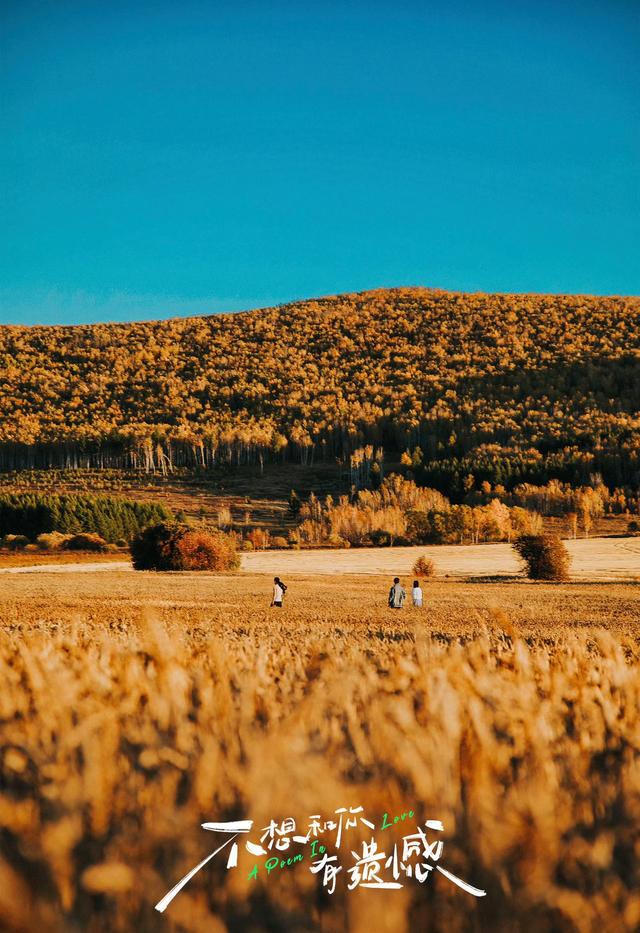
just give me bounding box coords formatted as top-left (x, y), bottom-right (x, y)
top-left (271, 576), bottom-right (287, 607)
top-left (412, 580), bottom-right (423, 608)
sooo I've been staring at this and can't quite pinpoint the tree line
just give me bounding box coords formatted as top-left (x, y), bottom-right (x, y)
top-left (292, 475), bottom-right (549, 547)
top-left (0, 493), bottom-right (172, 543)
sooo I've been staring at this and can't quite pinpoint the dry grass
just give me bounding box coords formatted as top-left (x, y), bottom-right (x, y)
top-left (1, 573), bottom-right (639, 932)
top-left (0, 550), bottom-right (128, 569)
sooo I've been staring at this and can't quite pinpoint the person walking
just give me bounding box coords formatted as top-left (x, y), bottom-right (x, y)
top-left (271, 576), bottom-right (287, 607)
top-left (412, 580), bottom-right (423, 608)
top-left (388, 577), bottom-right (406, 609)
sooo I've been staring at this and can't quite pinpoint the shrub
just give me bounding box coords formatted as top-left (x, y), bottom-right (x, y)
top-left (63, 533), bottom-right (109, 552)
top-left (241, 539), bottom-right (254, 551)
top-left (512, 534), bottom-right (570, 581)
top-left (130, 522), bottom-right (239, 572)
top-left (172, 530), bottom-right (239, 571)
top-left (628, 520), bottom-right (639, 535)
top-left (130, 523), bottom-right (178, 571)
top-left (2, 534), bottom-right (30, 550)
top-left (36, 531), bottom-right (71, 551)
top-left (367, 530), bottom-right (392, 547)
top-left (412, 555), bottom-right (436, 577)
top-left (271, 536), bottom-right (289, 549)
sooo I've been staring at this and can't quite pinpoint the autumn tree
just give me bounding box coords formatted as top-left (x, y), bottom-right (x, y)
top-left (512, 535), bottom-right (571, 582)
top-left (130, 522), bottom-right (238, 571)
top-left (288, 490), bottom-right (301, 517)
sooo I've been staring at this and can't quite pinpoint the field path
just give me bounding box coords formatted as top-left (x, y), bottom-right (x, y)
top-left (0, 560), bottom-right (134, 574)
top-left (1, 537), bottom-right (638, 580)
top-left (243, 536), bottom-right (640, 580)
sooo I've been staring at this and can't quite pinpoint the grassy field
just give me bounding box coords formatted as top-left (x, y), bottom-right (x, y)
top-left (1, 570), bottom-right (639, 932)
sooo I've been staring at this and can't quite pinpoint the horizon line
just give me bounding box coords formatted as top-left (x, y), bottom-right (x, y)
top-left (1, 283), bottom-right (639, 330)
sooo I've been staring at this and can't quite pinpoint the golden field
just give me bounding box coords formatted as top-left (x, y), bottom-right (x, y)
top-left (1, 571), bottom-right (639, 933)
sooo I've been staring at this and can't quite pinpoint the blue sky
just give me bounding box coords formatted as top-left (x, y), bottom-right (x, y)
top-left (1, 0), bottom-right (639, 324)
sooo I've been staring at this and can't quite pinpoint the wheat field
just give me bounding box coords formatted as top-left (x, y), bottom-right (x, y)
top-left (1, 572), bottom-right (639, 932)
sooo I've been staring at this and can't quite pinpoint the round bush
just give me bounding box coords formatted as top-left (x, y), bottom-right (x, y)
top-left (130, 522), bottom-right (239, 572)
top-left (172, 529), bottom-right (239, 571)
top-left (2, 534), bottom-right (30, 551)
top-left (512, 534), bottom-right (570, 581)
top-left (129, 523), bottom-right (177, 570)
top-left (36, 531), bottom-right (71, 551)
top-left (368, 530), bottom-right (391, 547)
top-left (412, 555), bottom-right (436, 577)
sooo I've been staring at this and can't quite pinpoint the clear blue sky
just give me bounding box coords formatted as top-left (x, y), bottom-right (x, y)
top-left (1, 0), bottom-right (639, 324)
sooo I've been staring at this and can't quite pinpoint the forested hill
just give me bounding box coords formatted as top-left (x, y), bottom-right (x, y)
top-left (1, 287), bottom-right (639, 491)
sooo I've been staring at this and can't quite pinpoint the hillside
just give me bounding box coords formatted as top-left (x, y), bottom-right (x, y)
top-left (1, 287), bottom-right (639, 494)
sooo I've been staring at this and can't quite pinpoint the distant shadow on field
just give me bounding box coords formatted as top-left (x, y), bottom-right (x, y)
top-left (462, 576), bottom-right (640, 586)
top-left (462, 574), bottom-right (523, 584)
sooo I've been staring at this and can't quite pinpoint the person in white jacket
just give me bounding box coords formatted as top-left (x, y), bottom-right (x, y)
top-left (271, 576), bottom-right (287, 607)
top-left (412, 580), bottom-right (423, 608)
